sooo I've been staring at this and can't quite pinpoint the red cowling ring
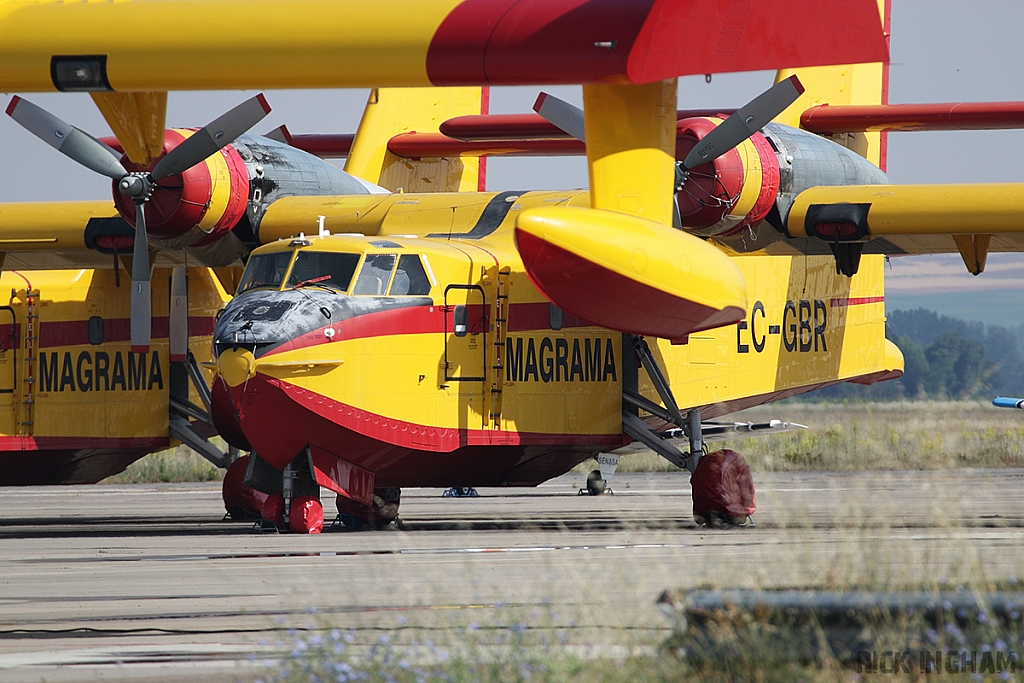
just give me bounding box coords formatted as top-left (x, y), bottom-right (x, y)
top-left (674, 118), bottom-right (745, 231)
top-left (112, 129), bottom-right (248, 243)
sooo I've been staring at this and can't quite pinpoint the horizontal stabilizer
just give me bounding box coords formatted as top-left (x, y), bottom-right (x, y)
top-left (514, 207), bottom-right (746, 340)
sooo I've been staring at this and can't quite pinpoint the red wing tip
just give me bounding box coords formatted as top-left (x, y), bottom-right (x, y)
top-left (5, 96), bottom-right (21, 117)
top-left (532, 92), bottom-right (548, 114)
top-left (256, 93), bottom-right (271, 114)
top-left (789, 75), bottom-right (805, 96)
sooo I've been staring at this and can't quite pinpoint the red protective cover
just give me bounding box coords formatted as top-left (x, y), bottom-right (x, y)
top-left (289, 496), bottom-right (324, 534)
top-left (691, 449), bottom-right (756, 520)
top-left (221, 456), bottom-right (268, 520)
top-left (261, 494), bottom-right (285, 527)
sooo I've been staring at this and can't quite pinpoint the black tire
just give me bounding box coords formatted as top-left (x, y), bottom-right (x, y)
top-left (586, 469), bottom-right (608, 495)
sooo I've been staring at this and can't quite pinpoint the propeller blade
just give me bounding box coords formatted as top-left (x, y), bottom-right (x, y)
top-left (532, 92), bottom-right (586, 142)
top-left (6, 96), bottom-right (127, 180)
top-left (169, 267), bottom-right (188, 362)
top-left (681, 75), bottom-right (804, 171)
top-left (130, 201), bottom-right (152, 352)
top-left (263, 124), bottom-right (293, 145)
top-left (150, 94), bottom-right (271, 181)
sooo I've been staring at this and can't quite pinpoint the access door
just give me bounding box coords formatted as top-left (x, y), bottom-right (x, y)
top-left (443, 284), bottom-right (487, 382)
top-left (0, 306), bottom-right (18, 434)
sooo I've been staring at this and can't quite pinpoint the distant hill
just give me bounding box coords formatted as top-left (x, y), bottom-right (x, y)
top-left (804, 308), bottom-right (1024, 401)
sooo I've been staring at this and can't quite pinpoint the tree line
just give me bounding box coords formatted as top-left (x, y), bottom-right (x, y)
top-left (810, 308), bottom-right (1024, 401)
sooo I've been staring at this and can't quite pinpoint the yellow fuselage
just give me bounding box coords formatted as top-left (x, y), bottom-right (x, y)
top-left (0, 267), bottom-right (228, 484)
top-left (214, 191), bottom-right (899, 489)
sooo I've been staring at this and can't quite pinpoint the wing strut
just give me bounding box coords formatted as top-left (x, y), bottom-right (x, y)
top-left (621, 335), bottom-right (704, 473)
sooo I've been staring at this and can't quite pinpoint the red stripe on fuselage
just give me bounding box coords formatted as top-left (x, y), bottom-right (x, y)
top-left (262, 302), bottom-right (598, 357)
top-left (829, 296), bottom-right (885, 308)
top-left (39, 316), bottom-right (216, 348)
top-left (0, 435), bottom-right (168, 451)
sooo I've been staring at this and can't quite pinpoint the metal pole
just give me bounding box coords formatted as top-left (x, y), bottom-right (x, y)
top-left (687, 409), bottom-right (702, 473)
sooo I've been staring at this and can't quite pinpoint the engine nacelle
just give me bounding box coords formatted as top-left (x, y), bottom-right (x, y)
top-left (102, 132), bottom-right (385, 263)
top-left (675, 118), bottom-right (892, 244)
top-left (111, 129), bottom-right (249, 246)
top-left (675, 117), bottom-right (780, 238)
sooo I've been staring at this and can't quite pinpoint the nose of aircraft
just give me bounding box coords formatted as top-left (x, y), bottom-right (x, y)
top-left (217, 347), bottom-right (256, 388)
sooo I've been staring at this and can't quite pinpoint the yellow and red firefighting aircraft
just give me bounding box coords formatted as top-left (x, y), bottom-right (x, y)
top-left (0, 0), bottom-right (890, 496)
top-left (0, 0), bottom-right (1021, 529)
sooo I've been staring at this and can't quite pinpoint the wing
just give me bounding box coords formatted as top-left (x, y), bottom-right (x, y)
top-left (774, 179), bottom-right (1024, 274)
top-left (0, 0), bottom-right (886, 92)
top-left (0, 200), bottom-right (191, 270)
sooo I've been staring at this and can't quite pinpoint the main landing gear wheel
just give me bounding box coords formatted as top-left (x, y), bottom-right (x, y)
top-left (691, 449), bottom-right (756, 528)
top-left (221, 455), bottom-right (268, 521)
top-left (336, 488), bottom-right (402, 529)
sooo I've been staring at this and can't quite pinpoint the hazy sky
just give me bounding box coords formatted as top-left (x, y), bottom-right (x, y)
top-left (0, 0), bottom-right (1022, 323)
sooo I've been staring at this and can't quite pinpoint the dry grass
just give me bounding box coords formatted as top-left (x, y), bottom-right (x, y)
top-left (575, 400), bottom-right (1024, 474)
top-left (101, 444), bottom-right (225, 484)
top-left (108, 401), bottom-right (1024, 483)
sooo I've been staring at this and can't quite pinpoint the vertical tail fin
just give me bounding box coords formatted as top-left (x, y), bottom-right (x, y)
top-left (344, 87), bottom-right (487, 193)
top-left (773, 0), bottom-right (891, 169)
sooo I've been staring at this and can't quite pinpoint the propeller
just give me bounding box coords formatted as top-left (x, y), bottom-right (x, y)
top-left (533, 92), bottom-right (586, 142)
top-left (677, 75), bottom-right (804, 174)
top-left (532, 76), bottom-right (804, 226)
top-left (7, 94), bottom-right (271, 351)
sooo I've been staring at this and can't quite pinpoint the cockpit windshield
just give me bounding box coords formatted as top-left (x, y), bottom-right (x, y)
top-left (238, 250), bottom-right (363, 294)
top-left (238, 252), bottom-right (293, 294)
top-left (287, 252), bottom-right (361, 291)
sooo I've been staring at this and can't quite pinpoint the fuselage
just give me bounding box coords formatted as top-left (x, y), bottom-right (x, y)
top-left (0, 267), bottom-right (228, 484)
top-left (213, 190), bottom-right (897, 491)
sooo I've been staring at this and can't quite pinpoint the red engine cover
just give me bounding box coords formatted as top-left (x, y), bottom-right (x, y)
top-left (674, 117), bottom-right (780, 237)
top-left (111, 129), bottom-right (249, 243)
top-left (675, 117), bottom-right (745, 230)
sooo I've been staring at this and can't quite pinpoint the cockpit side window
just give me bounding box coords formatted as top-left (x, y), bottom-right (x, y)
top-left (389, 254), bottom-right (432, 296)
top-left (287, 252), bottom-right (361, 291)
top-left (352, 253), bottom-right (397, 295)
top-left (238, 252), bottom-right (293, 293)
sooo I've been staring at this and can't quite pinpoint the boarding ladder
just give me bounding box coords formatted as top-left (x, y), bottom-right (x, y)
top-left (488, 268), bottom-right (511, 429)
top-left (20, 289), bottom-right (37, 436)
